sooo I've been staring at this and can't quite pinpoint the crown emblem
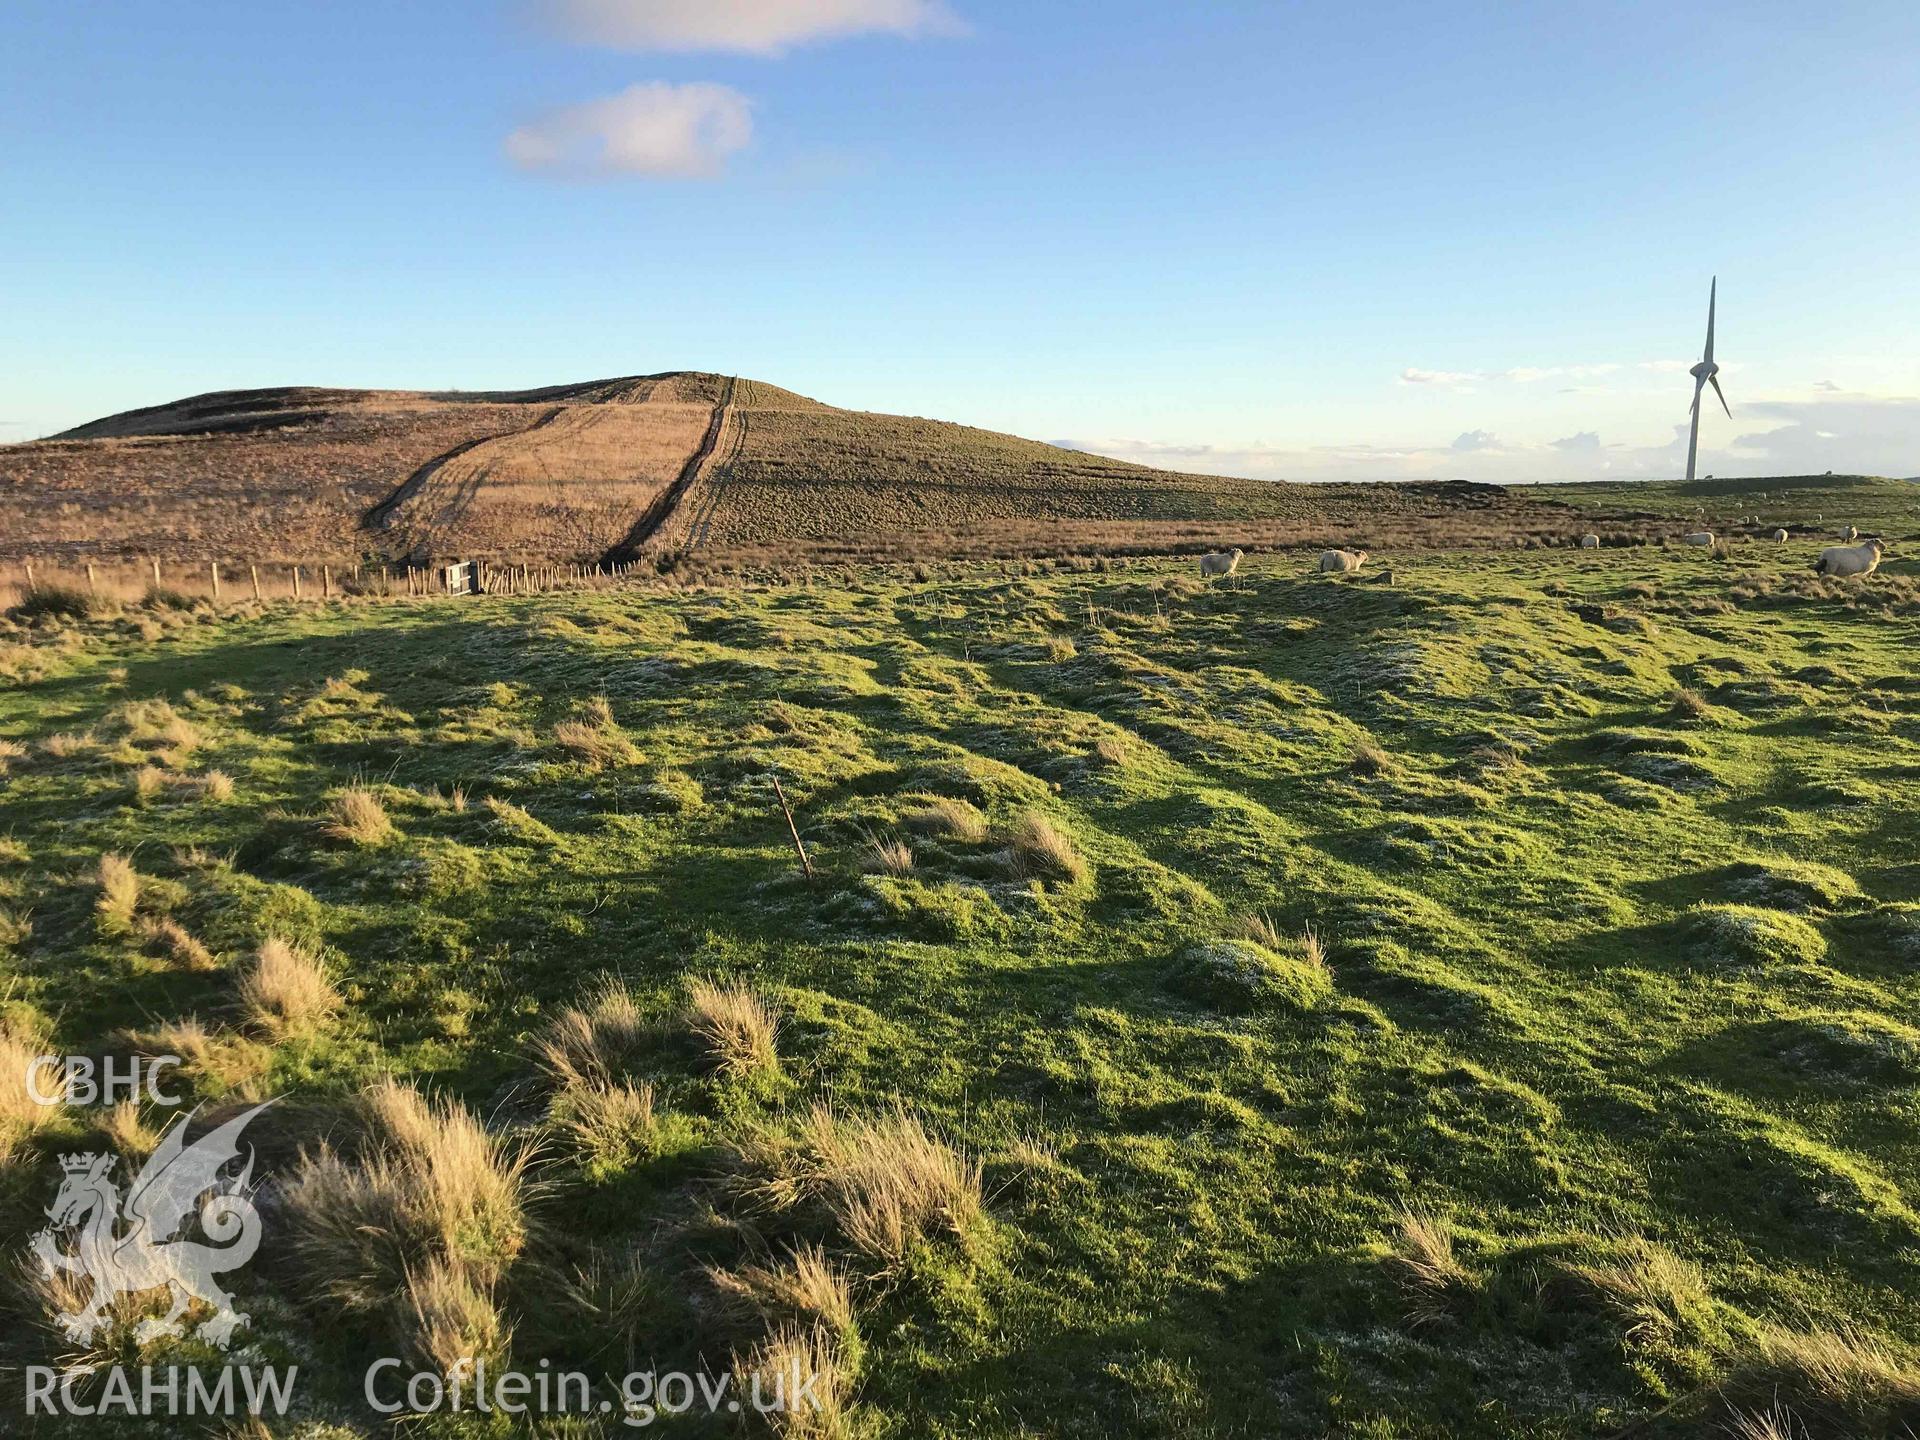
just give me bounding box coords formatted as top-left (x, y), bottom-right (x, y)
top-left (59, 1152), bottom-right (111, 1175)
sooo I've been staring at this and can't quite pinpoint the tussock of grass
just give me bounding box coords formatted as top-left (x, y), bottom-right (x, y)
top-left (93, 1099), bottom-right (162, 1161)
top-left (552, 701), bottom-right (643, 767)
top-left (325, 785), bottom-right (396, 846)
top-left (862, 831), bottom-right (914, 877)
top-left (553, 1080), bottom-right (661, 1174)
top-left (136, 915), bottom-right (218, 972)
top-left (903, 796), bottom-right (988, 844)
top-left (1004, 811), bottom-right (1088, 885)
top-left (239, 937), bottom-right (340, 1035)
top-left (1, 1031), bottom-right (62, 1158)
top-left (285, 1080), bottom-right (531, 1333)
top-left (538, 979), bottom-right (653, 1089)
top-left (1718, 1325), bottom-right (1920, 1438)
top-left (95, 852), bottom-right (140, 934)
top-left (406, 1255), bottom-right (513, 1374)
top-left (1383, 1210), bottom-right (1477, 1328)
top-left (40, 731), bottom-right (98, 761)
top-left (1349, 739), bottom-right (1394, 776)
top-left (709, 1243), bottom-right (858, 1341)
top-left (1563, 1239), bottom-right (1715, 1344)
top-left (194, 769), bottom-right (236, 802)
top-left (732, 1103), bottom-right (985, 1269)
top-left (687, 978), bottom-right (780, 1082)
top-left (738, 1323), bottom-right (857, 1439)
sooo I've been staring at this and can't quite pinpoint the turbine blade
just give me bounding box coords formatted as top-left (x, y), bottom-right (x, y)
top-left (1710, 373), bottom-right (1731, 419)
top-left (1703, 276), bottom-right (1717, 363)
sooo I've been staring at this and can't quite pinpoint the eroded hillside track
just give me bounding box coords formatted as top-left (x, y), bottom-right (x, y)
top-left (604, 375), bottom-right (737, 561)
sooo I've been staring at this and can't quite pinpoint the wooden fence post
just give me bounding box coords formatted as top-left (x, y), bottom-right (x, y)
top-left (210, 561), bottom-right (220, 599)
top-left (23, 563), bottom-right (35, 595)
top-left (86, 563), bottom-right (97, 594)
top-left (322, 565), bottom-right (332, 599)
top-left (250, 564), bottom-right (261, 601)
top-left (151, 558), bottom-right (162, 590)
top-left (293, 565), bottom-right (303, 600)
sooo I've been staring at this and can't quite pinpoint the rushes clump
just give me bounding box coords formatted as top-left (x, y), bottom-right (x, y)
top-left (1005, 811), bottom-right (1088, 885)
top-left (687, 978), bottom-right (781, 1082)
top-left (239, 937), bottom-right (341, 1036)
top-left (325, 785), bottom-right (396, 846)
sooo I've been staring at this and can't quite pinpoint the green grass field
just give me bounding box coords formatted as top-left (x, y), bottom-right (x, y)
top-left (4, 545), bottom-right (1920, 1437)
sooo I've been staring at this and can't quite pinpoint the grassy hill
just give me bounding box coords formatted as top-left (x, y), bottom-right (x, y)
top-left (4, 545), bottom-right (1920, 1435)
top-left (3, 375), bottom-right (1587, 568)
top-left (1518, 473), bottom-right (1920, 536)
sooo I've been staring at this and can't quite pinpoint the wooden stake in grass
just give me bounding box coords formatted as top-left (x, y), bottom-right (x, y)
top-left (151, 558), bottom-right (161, 589)
top-left (250, 564), bottom-right (261, 601)
top-left (293, 565), bottom-right (303, 600)
top-left (86, 563), bottom-right (97, 594)
top-left (23, 563), bottom-right (34, 595)
top-left (770, 774), bottom-right (814, 881)
top-left (210, 561), bottom-right (220, 599)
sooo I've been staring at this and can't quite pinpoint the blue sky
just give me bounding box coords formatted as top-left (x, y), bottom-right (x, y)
top-left (3, 0), bottom-right (1916, 479)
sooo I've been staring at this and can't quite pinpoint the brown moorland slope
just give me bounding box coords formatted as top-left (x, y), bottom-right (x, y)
top-left (2, 371), bottom-right (1597, 567)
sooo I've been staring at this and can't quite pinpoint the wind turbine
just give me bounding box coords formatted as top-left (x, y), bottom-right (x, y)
top-left (1684, 276), bottom-right (1731, 482)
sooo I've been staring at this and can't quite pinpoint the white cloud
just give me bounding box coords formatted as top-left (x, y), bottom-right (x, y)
top-left (1399, 368), bottom-right (1479, 386)
top-left (536, 0), bottom-right (964, 54)
top-left (1451, 429), bottom-right (1500, 452)
top-left (1400, 359), bottom-right (1682, 389)
top-left (506, 82), bottom-right (752, 179)
top-left (1552, 431), bottom-right (1602, 453)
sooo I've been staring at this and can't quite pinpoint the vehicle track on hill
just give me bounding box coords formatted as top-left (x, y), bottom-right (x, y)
top-left (605, 375), bottom-right (736, 561)
top-left (363, 406), bottom-right (567, 533)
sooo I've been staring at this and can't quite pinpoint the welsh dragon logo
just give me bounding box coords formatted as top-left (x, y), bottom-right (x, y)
top-left (30, 1102), bottom-right (272, 1349)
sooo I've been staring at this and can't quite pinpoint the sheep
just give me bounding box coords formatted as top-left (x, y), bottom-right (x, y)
top-left (1579, 534), bottom-right (1601, 549)
top-left (1813, 538), bottom-right (1884, 578)
top-left (1771, 528), bottom-right (1789, 542)
top-left (1197, 548), bottom-right (1243, 578)
top-left (1682, 531), bottom-right (1715, 547)
top-left (1840, 525), bottom-right (1859, 542)
top-left (1316, 548), bottom-right (1368, 573)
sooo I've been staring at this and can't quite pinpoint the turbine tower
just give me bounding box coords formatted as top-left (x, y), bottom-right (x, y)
top-left (1685, 277), bottom-right (1731, 483)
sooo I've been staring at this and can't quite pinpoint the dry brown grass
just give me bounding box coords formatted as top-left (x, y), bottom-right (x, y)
top-left (708, 1244), bottom-right (858, 1340)
top-left (325, 785), bottom-right (396, 846)
top-left (687, 978), bottom-right (781, 1082)
top-left (194, 769), bottom-right (237, 802)
top-left (552, 703), bottom-right (643, 767)
top-left (1, 1030), bottom-right (62, 1160)
top-left (1004, 811), bottom-right (1089, 885)
top-left (136, 915), bottom-right (219, 972)
top-left (405, 1255), bottom-right (513, 1374)
top-left (902, 796), bottom-right (988, 844)
top-left (553, 1080), bottom-right (660, 1172)
top-left (862, 831), bottom-right (914, 877)
top-left (1349, 739), bottom-right (1394, 776)
top-left (1564, 1240), bottom-right (1712, 1343)
top-left (239, 937), bottom-right (341, 1036)
top-left (1718, 1324), bottom-right (1920, 1436)
top-left (95, 852), bottom-right (141, 934)
top-left (284, 1080), bottom-right (531, 1326)
top-left (93, 1099), bottom-right (163, 1161)
top-left (733, 1103), bottom-right (985, 1270)
top-left (1383, 1209), bottom-right (1477, 1328)
top-left (738, 1323), bottom-right (858, 1438)
top-left (1232, 911), bottom-right (1284, 950)
top-left (537, 978), bottom-right (654, 1089)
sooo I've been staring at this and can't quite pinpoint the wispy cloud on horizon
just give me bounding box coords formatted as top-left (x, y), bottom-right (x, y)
top-left (506, 82), bottom-right (753, 179)
top-left (533, 0), bottom-right (965, 54)
top-left (1058, 393), bottom-right (1920, 484)
top-left (1400, 360), bottom-right (1686, 388)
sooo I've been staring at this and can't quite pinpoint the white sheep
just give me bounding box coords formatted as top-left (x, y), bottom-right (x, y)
top-left (1682, 531), bottom-right (1715, 547)
top-left (1316, 548), bottom-right (1368, 573)
top-left (1771, 528), bottom-right (1789, 542)
top-left (1579, 534), bottom-right (1601, 549)
top-left (1197, 548), bottom-right (1243, 578)
top-left (1814, 538), bottom-right (1884, 578)
top-left (1841, 525), bottom-right (1859, 542)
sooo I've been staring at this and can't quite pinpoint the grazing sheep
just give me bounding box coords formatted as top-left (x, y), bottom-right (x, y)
top-left (1813, 538), bottom-right (1884, 578)
top-left (1771, 528), bottom-right (1789, 542)
top-left (1579, 534), bottom-right (1601, 549)
top-left (1682, 531), bottom-right (1715, 547)
top-left (1316, 548), bottom-right (1368, 573)
top-left (1198, 548), bottom-right (1244, 578)
top-left (1841, 525), bottom-right (1859, 542)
